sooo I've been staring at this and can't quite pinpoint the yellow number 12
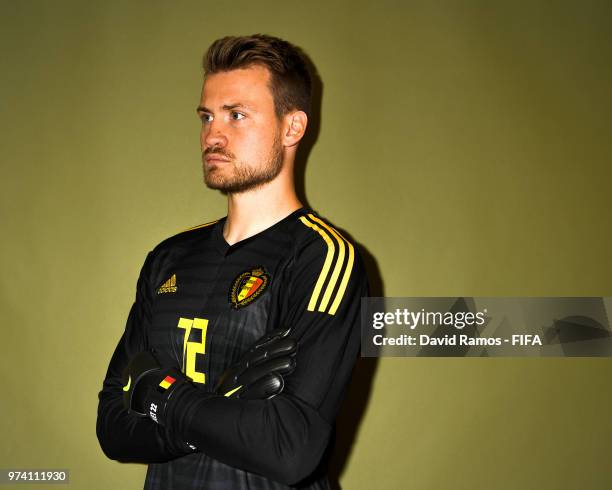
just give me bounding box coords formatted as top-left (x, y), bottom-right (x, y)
top-left (177, 317), bottom-right (208, 384)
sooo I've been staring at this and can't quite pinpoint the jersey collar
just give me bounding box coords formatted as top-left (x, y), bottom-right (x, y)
top-left (212, 206), bottom-right (310, 256)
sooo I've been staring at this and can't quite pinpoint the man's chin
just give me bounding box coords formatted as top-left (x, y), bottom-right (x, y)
top-left (204, 178), bottom-right (227, 191)
top-left (204, 175), bottom-right (239, 193)
top-left (204, 176), bottom-right (269, 194)
top-left (203, 169), bottom-right (228, 191)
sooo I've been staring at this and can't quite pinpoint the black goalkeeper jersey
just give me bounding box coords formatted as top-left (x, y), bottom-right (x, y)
top-left (96, 206), bottom-right (369, 489)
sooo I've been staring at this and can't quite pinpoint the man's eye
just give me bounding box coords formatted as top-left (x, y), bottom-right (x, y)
top-left (231, 111), bottom-right (245, 121)
top-left (200, 113), bottom-right (213, 123)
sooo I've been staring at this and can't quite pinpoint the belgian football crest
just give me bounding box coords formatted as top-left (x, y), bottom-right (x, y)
top-left (229, 267), bottom-right (270, 309)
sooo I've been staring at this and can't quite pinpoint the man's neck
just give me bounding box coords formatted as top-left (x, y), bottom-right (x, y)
top-left (223, 178), bottom-right (303, 246)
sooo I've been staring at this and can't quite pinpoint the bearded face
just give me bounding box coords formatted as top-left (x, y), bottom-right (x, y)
top-left (198, 65), bottom-right (287, 195)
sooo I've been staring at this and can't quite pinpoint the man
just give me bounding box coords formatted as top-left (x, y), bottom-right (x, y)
top-left (97, 34), bottom-right (369, 489)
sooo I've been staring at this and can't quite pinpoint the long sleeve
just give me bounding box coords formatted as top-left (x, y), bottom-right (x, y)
top-left (166, 232), bottom-right (369, 485)
top-left (96, 252), bottom-right (190, 463)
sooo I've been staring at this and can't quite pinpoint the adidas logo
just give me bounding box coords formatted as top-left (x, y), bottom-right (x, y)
top-left (157, 274), bottom-right (177, 294)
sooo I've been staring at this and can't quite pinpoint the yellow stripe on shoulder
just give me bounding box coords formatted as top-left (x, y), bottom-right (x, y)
top-left (299, 215), bottom-right (335, 312)
top-left (181, 219), bottom-right (219, 233)
top-left (298, 214), bottom-right (355, 316)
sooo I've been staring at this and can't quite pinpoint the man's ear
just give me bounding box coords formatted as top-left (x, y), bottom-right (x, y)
top-left (283, 111), bottom-right (308, 147)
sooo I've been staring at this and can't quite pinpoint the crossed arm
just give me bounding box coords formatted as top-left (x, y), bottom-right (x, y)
top-left (96, 242), bottom-right (368, 485)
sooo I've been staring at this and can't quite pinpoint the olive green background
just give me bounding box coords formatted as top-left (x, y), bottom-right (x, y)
top-left (1, 1), bottom-right (611, 489)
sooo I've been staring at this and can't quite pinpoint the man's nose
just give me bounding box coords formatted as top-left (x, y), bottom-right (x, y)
top-left (202, 121), bottom-right (228, 149)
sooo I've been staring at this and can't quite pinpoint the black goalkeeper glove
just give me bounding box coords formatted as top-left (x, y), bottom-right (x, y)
top-left (121, 350), bottom-right (194, 426)
top-left (121, 327), bottom-right (297, 425)
top-left (215, 327), bottom-right (297, 399)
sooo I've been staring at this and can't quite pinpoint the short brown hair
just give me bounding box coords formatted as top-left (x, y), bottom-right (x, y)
top-left (203, 34), bottom-right (312, 119)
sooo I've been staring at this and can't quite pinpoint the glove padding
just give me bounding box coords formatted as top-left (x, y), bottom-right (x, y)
top-left (122, 350), bottom-right (193, 425)
top-left (215, 327), bottom-right (297, 400)
top-left (121, 326), bottom-right (297, 424)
